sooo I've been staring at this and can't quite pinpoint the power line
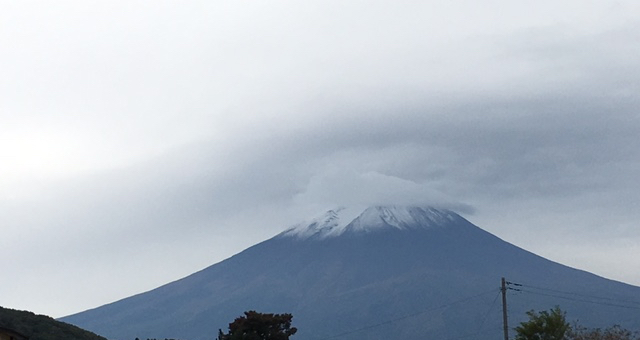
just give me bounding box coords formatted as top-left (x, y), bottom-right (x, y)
top-left (517, 288), bottom-right (640, 310)
top-left (518, 283), bottom-right (640, 308)
top-left (319, 288), bottom-right (499, 340)
top-left (449, 290), bottom-right (503, 340)
top-left (477, 290), bottom-right (502, 332)
top-left (314, 278), bottom-right (640, 340)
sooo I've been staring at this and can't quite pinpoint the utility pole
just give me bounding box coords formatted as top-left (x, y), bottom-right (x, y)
top-left (501, 277), bottom-right (509, 340)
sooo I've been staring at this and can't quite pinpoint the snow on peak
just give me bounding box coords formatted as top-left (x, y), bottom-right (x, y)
top-left (279, 207), bottom-right (363, 239)
top-left (279, 206), bottom-right (460, 240)
top-left (346, 206), bottom-right (459, 233)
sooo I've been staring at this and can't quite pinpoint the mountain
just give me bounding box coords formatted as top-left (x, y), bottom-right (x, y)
top-left (0, 306), bottom-right (108, 340)
top-left (61, 206), bottom-right (640, 340)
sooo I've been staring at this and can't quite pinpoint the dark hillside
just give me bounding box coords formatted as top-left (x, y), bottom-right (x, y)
top-left (0, 306), bottom-right (107, 340)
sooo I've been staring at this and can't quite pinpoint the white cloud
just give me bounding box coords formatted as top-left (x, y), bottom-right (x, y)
top-left (294, 168), bottom-right (473, 213)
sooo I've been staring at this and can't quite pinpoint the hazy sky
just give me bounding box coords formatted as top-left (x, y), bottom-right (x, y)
top-left (1, 1), bottom-right (639, 318)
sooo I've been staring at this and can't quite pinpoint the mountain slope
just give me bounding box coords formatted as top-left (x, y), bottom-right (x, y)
top-left (61, 206), bottom-right (640, 340)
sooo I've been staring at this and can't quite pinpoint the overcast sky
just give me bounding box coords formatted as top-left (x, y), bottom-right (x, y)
top-left (1, 1), bottom-right (639, 318)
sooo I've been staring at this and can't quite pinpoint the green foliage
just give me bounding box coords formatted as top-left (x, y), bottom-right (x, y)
top-left (0, 306), bottom-right (107, 340)
top-left (217, 311), bottom-right (297, 340)
top-left (515, 307), bottom-right (638, 340)
top-left (569, 325), bottom-right (640, 340)
top-left (515, 307), bottom-right (571, 340)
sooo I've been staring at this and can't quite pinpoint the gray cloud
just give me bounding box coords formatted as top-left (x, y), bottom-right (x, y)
top-left (1, 0), bottom-right (639, 318)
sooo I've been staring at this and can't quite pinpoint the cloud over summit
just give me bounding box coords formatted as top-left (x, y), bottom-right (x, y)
top-left (1, 0), bottom-right (639, 318)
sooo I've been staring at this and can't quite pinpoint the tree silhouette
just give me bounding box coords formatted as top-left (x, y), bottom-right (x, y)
top-left (570, 325), bottom-right (640, 340)
top-left (217, 311), bottom-right (297, 340)
top-left (515, 307), bottom-right (570, 340)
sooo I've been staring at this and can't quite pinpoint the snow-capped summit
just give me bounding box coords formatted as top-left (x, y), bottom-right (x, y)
top-left (280, 206), bottom-right (461, 239)
top-left (278, 206), bottom-right (363, 239)
top-left (347, 206), bottom-right (459, 232)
